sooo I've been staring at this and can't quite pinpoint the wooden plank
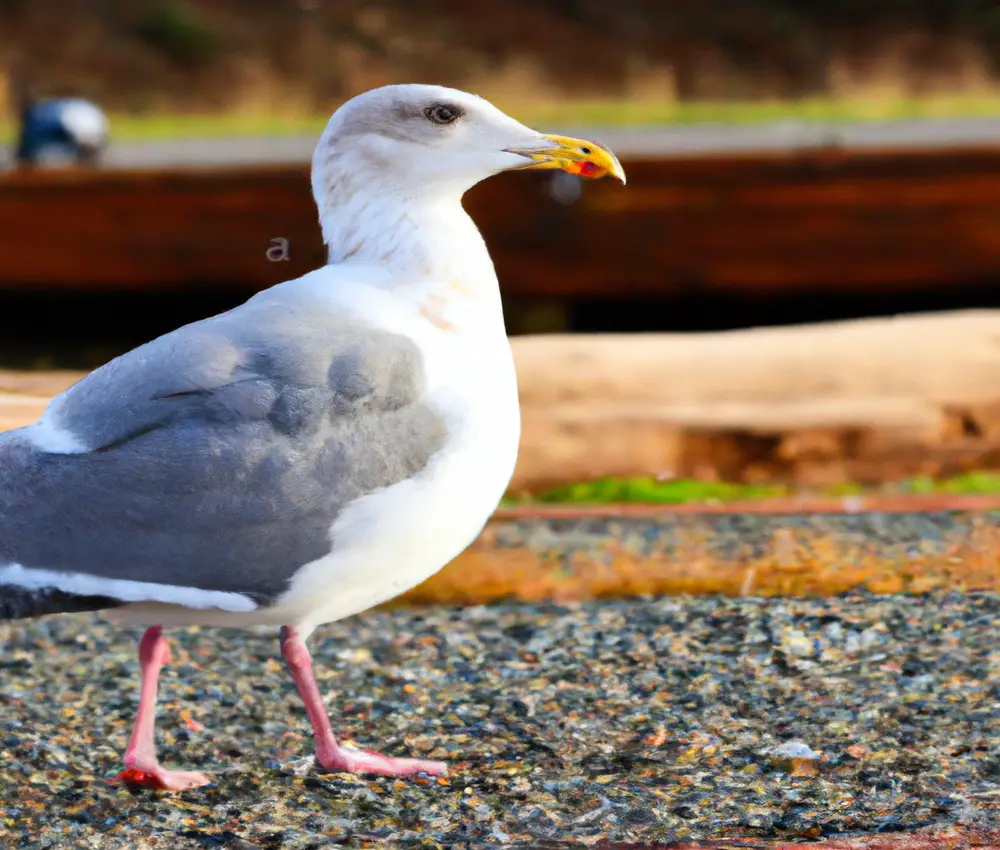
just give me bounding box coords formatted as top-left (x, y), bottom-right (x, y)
top-left (0, 165), bottom-right (324, 290)
top-left (5, 145), bottom-right (1000, 297)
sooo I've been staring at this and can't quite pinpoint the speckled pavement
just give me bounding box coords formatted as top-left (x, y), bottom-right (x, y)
top-left (0, 591), bottom-right (998, 847)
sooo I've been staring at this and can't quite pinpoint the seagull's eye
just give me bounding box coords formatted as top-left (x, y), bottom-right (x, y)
top-left (425, 104), bottom-right (461, 125)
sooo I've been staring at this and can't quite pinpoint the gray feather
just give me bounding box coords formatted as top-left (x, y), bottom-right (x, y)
top-left (0, 291), bottom-right (447, 609)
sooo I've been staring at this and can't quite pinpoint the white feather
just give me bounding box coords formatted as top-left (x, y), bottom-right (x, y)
top-left (0, 563), bottom-right (257, 612)
top-left (24, 416), bottom-right (88, 454)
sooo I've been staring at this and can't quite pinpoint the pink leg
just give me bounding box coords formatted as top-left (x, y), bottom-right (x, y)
top-left (114, 626), bottom-right (211, 791)
top-left (280, 626), bottom-right (446, 777)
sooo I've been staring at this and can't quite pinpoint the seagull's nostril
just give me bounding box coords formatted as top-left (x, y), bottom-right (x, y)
top-left (580, 147), bottom-right (592, 155)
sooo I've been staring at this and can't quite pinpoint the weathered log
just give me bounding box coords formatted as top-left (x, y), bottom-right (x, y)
top-left (514, 310), bottom-right (1000, 408)
top-left (3, 311), bottom-right (1000, 491)
top-left (511, 310), bottom-right (1000, 490)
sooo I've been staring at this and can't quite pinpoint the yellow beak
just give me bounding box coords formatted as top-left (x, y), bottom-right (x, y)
top-left (506, 134), bottom-right (626, 184)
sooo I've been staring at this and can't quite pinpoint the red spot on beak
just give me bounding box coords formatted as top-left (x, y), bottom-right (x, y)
top-left (562, 160), bottom-right (601, 179)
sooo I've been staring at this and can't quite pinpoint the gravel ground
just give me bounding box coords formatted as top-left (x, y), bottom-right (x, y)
top-left (0, 592), bottom-right (998, 848)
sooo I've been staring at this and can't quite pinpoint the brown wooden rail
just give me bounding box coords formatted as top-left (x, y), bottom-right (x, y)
top-left (4, 144), bottom-right (1000, 297)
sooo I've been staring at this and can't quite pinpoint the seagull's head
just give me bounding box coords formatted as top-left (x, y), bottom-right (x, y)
top-left (312, 83), bottom-right (625, 202)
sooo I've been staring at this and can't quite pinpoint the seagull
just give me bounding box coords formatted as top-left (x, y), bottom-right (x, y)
top-left (0, 84), bottom-right (624, 790)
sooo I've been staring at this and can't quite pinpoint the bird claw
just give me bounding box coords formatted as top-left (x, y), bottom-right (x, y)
top-left (113, 766), bottom-right (211, 791)
top-left (319, 743), bottom-right (448, 778)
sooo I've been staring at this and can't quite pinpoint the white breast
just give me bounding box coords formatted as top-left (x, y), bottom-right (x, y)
top-left (269, 275), bottom-right (520, 634)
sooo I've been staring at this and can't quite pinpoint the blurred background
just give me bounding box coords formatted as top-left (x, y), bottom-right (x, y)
top-left (4, 0), bottom-right (1000, 501)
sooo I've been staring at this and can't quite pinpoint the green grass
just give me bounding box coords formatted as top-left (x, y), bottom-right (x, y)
top-left (0, 113), bottom-right (331, 145)
top-left (101, 113), bottom-right (332, 141)
top-left (514, 93), bottom-right (1000, 129)
top-left (504, 471), bottom-right (1000, 506)
top-left (4, 93), bottom-right (1000, 144)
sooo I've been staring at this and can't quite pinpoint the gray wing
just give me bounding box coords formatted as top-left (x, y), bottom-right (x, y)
top-left (0, 292), bottom-right (446, 608)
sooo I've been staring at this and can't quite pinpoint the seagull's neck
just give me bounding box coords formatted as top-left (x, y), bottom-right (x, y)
top-left (317, 182), bottom-right (497, 294)
top-left (312, 160), bottom-right (509, 336)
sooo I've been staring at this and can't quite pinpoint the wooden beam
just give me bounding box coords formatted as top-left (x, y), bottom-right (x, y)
top-left (5, 145), bottom-right (1000, 298)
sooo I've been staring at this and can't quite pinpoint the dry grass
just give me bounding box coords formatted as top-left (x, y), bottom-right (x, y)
top-left (400, 517), bottom-right (1000, 605)
top-left (6, 0), bottom-right (1000, 140)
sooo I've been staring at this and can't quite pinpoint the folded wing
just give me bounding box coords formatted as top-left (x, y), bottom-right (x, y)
top-left (0, 290), bottom-right (446, 616)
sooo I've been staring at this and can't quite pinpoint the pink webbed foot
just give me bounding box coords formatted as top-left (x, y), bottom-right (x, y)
top-left (280, 626), bottom-right (449, 780)
top-left (115, 765), bottom-right (211, 791)
top-left (319, 743), bottom-right (447, 778)
top-left (114, 626), bottom-right (212, 792)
